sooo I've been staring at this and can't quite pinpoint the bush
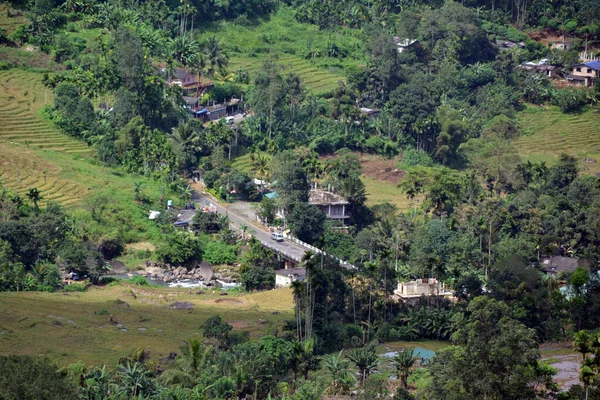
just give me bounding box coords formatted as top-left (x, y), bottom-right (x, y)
top-left (203, 241), bottom-right (236, 265)
top-left (63, 283), bottom-right (87, 292)
top-left (552, 87), bottom-right (590, 113)
top-left (126, 276), bottom-right (149, 286)
top-left (399, 148), bottom-right (434, 169)
top-left (156, 231), bottom-right (201, 265)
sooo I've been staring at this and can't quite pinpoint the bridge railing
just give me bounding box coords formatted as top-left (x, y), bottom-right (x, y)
top-left (285, 235), bottom-right (357, 270)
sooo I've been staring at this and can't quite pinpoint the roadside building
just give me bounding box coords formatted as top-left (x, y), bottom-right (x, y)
top-left (308, 188), bottom-right (350, 225)
top-left (551, 40), bottom-right (573, 51)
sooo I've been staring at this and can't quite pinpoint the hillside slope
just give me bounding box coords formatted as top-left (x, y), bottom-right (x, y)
top-left (515, 105), bottom-right (600, 175)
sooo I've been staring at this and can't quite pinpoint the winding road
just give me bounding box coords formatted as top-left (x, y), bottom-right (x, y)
top-left (191, 189), bottom-right (308, 263)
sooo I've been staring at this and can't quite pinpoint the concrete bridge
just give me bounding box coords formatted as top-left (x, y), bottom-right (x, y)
top-left (191, 191), bottom-right (356, 270)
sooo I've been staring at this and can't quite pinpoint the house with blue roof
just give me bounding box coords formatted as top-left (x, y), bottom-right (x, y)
top-left (567, 60), bottom-right (600, 87)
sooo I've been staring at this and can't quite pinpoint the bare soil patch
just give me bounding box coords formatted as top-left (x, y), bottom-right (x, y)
top-left (321, 152), bottom-right (405, 184)
top-left (214, 298), bottom-right (244, 306)
top-left (227, 320), bottom-right (252, 329)
top-left (126, 242), bottom-right (156, 252)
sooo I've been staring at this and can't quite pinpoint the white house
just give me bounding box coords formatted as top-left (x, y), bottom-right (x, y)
top-left (394, 278), bottom-right (453, 300)
top-left (275, 268), bottom-right (306, 287)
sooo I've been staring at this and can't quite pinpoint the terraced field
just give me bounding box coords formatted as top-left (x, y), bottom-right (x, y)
top-left (0, 70), bottom-right (91, 153)
top-left (515, 105), bottom-right (600, 175)
top-left (0, 69), bottom-right (92, 206)
top-left (230, 55), bottom-right (345, 94)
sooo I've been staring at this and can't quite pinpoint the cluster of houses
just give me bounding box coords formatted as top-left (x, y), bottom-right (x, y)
top-left (160, 67), bottom-right (243, 122)
top-left (507, 36), bottom-right (600, 87)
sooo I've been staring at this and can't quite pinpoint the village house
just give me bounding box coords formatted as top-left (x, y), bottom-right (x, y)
top-left (551, 40), bottom-right (573, 51)
top-left (308, 188), bottom-right (350, 225)
top-left (392, 37), bottom-right (418, 53)
top-left (567, 60), bottom-right (600, 86)
top-left (275, 268), bottom-right (306, 287)
top-left (495, 39), bottom-right (525, 50)
top-left (519, 62), bottom-right (559, 78)
top-left (359, 107), bottom-right (380, 121)
top-left (394, 278), bottom-right (453, 303)
top-left (540, 256), bottom-right (581, 278)
top-left (163, 67), bottom-right (214, 96)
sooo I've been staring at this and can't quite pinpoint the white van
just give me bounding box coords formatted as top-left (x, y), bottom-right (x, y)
top-left (271, 232), bottom-right (284, 242)
top-left (226, 116), bottom-right (235, 124)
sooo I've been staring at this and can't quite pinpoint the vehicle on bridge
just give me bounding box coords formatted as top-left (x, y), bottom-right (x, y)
top-left (270, 232), bottom-right (284, 242)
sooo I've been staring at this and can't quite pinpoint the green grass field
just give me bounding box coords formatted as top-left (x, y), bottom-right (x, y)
top-left (198, 7), bottom-right (365, 94)
top-left (0, 284), bottom-right (294, 366)
top-left (515, 105), bottom-right (600, 175)
top-left (229, 55), bottom-right (345, 94)
top-left (0, 68), bottom-right (171, 244)
top-left (362, 176), bottom-right (416, 213)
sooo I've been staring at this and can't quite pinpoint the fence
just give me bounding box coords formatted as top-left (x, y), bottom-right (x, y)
top-left (285, 235), bottom-right (357, 270)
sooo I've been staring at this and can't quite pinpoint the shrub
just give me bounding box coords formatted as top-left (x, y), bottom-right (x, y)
top-left (95, 307), bottom-right (109, 315)
top-left (552, 87), bottom-right (590, 113)
top-left (399, 148), bottom-right (434, 169)
top-left (126, 276), bottom-right (149, 286)
top-left (63, 283), bottom-right (87, 292)
top-left (203, 241), bottom-right (236, 265)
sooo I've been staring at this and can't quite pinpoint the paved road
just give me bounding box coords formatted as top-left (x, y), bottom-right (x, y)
top-left (192, 191), bottom-right (308, 262)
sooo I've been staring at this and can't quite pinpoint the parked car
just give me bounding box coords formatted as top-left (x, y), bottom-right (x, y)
top-left (271, 232), bottom-right (284, 242)
top-left (226, 116), bottom-right (235, 124)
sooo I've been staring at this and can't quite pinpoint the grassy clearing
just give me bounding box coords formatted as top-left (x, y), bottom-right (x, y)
top-left (0, 3), bottom-right (28, 35)
top-left (229, 55), bottom-right (345, 94)
top-left (515, 105), bottom-right (600, 175)
top-left (198, 7), bottom-right (365, 93)
top-left (0, 285), bottom-right (294, 366)
top-left (362, 176), bottom-right (417, 213)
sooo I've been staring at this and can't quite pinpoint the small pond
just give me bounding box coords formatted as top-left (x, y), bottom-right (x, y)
top-left (381, 347), bottom-right (436, 361)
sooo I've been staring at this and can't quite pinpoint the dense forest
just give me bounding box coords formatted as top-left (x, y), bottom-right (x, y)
top-left (2, 0), bottom-right (600, 398)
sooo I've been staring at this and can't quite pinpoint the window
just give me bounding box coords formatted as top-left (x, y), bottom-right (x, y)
top-left (588, 69), bottom-right (593, 73)
top-left (576, 68), bottom-right (582, 72)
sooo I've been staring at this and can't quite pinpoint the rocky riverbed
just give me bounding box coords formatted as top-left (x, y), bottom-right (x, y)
top-left (142, 261), bottom-right (237, 287)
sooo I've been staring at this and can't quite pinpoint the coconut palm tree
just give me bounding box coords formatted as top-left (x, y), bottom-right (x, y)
top-left (392, 347), bottom-right (419, 389)
top-left (169, 122), bottom-right (201, 171)
top-left (27, 188), bottom-right (43, 211)
top-left (170, 35), bottom-right (199, 66)
top-left (203, 36), bottom-right (229, 79)
top-left (188, 54), bottom-right (206, 98)
top-left (160, 339), bottom-right (213, 388)
top-left (250, 153), bottom-right (270, 193)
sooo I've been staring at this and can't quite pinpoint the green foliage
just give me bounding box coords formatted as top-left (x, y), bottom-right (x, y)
top-left (63, 283), bottom-right (87, 292)
top-left (203, 315), bottom-right (233, 348)
top-left (0, 355), bottom-right (78, 400)
top-left (155, 231), bottom-right (201, 265)
top-left (288, 202), bottom-right (326, 245)
top-left (428, 297), bottom-right (548, 400)
top-left (399, 148), bottom-right (434, 169)
top-left (203, 240), bottom-right (236, 265)
top-left (239, 238), bottom-right (278, 291)
top-left (552, 87), bottom-right (591, 113)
